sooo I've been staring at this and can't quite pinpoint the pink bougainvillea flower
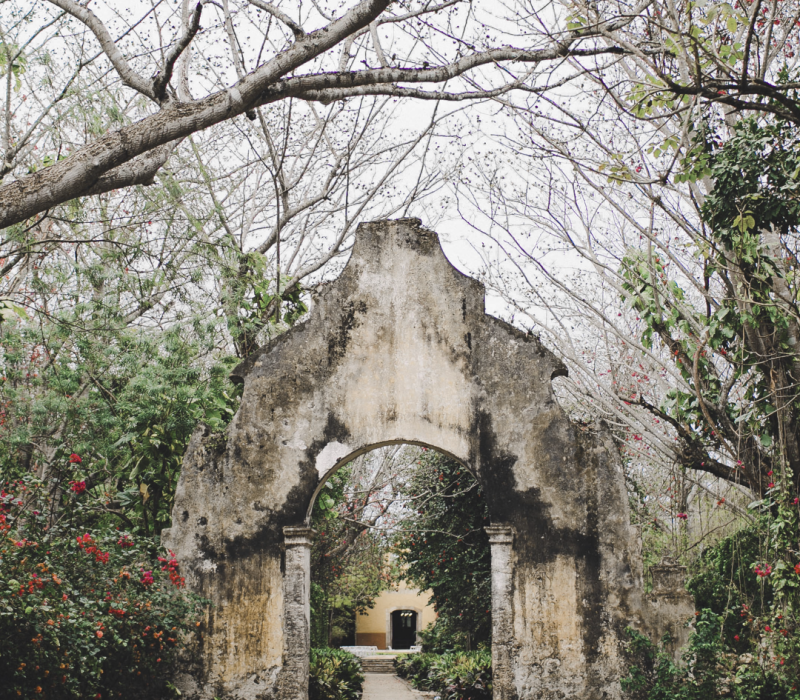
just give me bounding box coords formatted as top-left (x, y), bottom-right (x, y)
top-left (140, 570), bottom-right (154, 587)
top-left (158, 551), bottom-right (185, 587)
top-left (69, 480), bottom-right (86, 495)
top-left (755, 564), bottom-right (772, 578)
top-left (677, 513), bottom-right (688, 520)
top-left (795, 563), bottom-right (800, 575)
top-left (768, 483), bottom-right (775, 489)
top-left (76, 533), bottom-right (109, 563)
top-left (68, 453), bottom-right (82, 463)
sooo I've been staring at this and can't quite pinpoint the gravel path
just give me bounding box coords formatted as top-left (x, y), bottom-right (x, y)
top-left (361, 673), bottom-right (424, 700)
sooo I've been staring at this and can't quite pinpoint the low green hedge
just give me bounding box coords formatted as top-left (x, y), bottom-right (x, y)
top-left (396, 650), bottom-right (492, 699)
top-left (309, 648), bottom-right (364, 700)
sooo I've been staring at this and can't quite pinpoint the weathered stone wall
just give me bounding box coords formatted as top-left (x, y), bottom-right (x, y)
top-left (163, 219), bottom-right (692, 700)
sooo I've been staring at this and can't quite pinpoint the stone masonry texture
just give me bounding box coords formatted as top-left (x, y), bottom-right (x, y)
top-left (162, 219), bottom-right (693, 700)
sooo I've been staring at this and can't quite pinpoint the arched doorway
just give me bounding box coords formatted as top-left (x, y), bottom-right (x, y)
top-left (391, 610), bottom-right (417, 649)
top-left (163, 219), bottom-right (693, 700)
top-left (305, 443), bottom-right (490, 656)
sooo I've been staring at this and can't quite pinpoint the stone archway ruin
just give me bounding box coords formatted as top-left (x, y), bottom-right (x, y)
top-left (163, 219), bottom-right (693, 700)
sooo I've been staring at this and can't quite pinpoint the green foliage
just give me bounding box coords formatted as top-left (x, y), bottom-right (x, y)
top-left (417, 618), bottom-right (470, 653)
top-left (622, 609), bottom-right (800, 700)
top-left (395, 652), bottom-right (438, 687)
top-left (396, 651), bottom-right (492, 699)
top-left (619, 117), bottom-right (800, 496)
top-left (702, 120), bottom-right (800, 248)
top-left (616, 118), bottom-right (800, 700)
top-left (309, 467), bottom-right (389, 648)
top-left (308, 648), bottom-right (364, 700)
top-left (0, 42), bottom-right (27, 92)
top-left (222, 248), bottom-right (309, 356)
top-left (0, 320), bottom-right (241, 536)
top-left (623, 501), bottom-right (800, 700)
top-left (395, 449), bottom-right (491, 651)
top-left (687, 525), bottom-right (766, 627)
top-left (0, 475), bottom-right (207, 699)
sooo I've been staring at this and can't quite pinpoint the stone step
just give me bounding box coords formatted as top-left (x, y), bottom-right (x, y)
top-left (362, 665), bottom-right (396, 674)
top-left (361, 657), bottom-right (397, 674)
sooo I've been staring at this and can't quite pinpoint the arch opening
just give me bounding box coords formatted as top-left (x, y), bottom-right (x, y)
top-left (304, 439), bottom-right (473, 524)
top-left (304, 443), bottom-right (492, 659)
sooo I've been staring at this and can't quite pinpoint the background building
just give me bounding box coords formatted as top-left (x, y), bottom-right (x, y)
top-left (354, 579), bottom-right (437, 649)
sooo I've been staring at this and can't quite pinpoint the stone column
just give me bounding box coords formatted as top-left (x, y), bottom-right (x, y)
top-left (281, 526), bottom-right (316, 700)
top-left (647, 557), bottom-right (695, 660)
top-left (486, 524), bottom-right (515, 700)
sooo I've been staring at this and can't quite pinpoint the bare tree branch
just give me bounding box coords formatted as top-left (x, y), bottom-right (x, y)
top-left (0, 0), bottom-right (394, 227)
top-left (46, 0), bottom-right (156, 99)
top-left (81, 139), bottom-right (182, 196)
top-left (0, 0), bottom-right (652, 230)
top-left (246, 0), bottom-right (304, 38)
top-left (153, 1), bottom-right (205, 101)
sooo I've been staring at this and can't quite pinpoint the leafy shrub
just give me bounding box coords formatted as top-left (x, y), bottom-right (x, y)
top-left (436, 651), bottom-right (493, 700)
top-left (0, 476), bottom-right (206, 699)
top-left (686, 525), bottom-right (767, 637)
top-left (396, 651), bottom-right (492, 699)
top-left (622, 610), bottom-right (800, 700)
top-left (396, 652), bottom-right (438, 689)
top-left (418, 618), bottom-right (493, 655)
top-left (309, 648), bottom-right (364, 700)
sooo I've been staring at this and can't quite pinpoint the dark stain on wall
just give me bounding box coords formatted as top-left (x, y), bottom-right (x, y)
top-left (164, 220), bottom-right (689, 700)
top-left (476, 409), bottom-right (611, 663)
top-left (327, 299), bottom-right (368, 367)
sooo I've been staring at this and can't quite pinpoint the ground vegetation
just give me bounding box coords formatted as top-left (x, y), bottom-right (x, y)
top-left (0, 471), bottom-right (206, 699)
top-left (309, 648), bottom-right (364, 700)
top-left (395, 650), bottom-right (492, 700)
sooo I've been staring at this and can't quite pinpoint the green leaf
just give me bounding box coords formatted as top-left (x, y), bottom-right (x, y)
top-left (0, 297), bottom-right (28, 322)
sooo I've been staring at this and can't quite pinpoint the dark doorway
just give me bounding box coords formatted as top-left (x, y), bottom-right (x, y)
top-left (391, 610), bottom-right (418, 649)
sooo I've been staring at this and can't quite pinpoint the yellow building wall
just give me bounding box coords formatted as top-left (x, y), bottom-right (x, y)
top-left (355, 580), bottom-right (437, 649)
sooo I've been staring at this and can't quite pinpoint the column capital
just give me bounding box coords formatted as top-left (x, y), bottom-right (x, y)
top-left (283, 526), bottom-right (317, 548)
top-left (484, 524), bottom-right (514, 545)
